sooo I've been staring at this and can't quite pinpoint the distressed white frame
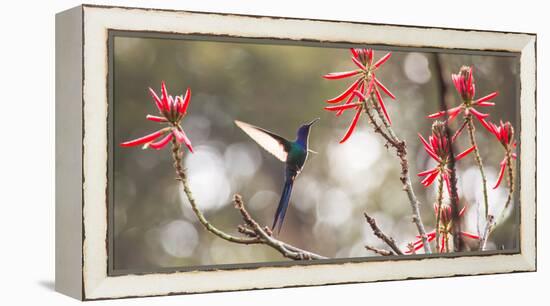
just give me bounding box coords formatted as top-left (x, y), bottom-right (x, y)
top-left (60, 4), bottom-right (536, 300)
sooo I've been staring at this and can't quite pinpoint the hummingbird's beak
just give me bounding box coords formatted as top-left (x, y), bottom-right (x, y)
top-left (308, 118), bottom-right (320, 127)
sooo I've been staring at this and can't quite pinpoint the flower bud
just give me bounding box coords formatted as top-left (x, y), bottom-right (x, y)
top-left (452, 66), bottom-right (476, 101)
top-left (434, 202), bottom-right (453, 225)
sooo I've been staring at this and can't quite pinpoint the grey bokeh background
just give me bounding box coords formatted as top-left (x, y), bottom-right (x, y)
top-left (112, 35), bottom-right (519, 272)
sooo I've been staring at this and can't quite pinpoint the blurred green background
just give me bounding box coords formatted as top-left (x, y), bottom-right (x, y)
top-left (112, 35), bottom-right (519, 272)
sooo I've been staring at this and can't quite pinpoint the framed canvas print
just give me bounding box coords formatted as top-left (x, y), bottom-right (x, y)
top-left (55, 4), bottom-right (537, 300)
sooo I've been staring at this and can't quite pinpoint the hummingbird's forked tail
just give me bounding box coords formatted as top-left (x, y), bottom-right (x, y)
top-left (272, 176), bottom-right (295, 234)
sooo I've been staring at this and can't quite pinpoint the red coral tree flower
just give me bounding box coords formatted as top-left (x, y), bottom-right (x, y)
top-left (407, 203), bottom-right (479, 253)
top-left (418, 121), bottom-right (475, 193)
top-left (428, 66), bottom-right (498, 132)
top-left (486, 120), bottom-right (517, 188)
top-left (120, 81), bottom-right (194, 152)
top-left (323, 48), bottom-right (396, 143)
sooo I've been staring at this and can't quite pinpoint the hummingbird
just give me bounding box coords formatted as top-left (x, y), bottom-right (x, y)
top-left (234, 118), bottom-right (319, 234)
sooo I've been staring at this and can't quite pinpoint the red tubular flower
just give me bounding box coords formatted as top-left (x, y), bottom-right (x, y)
top-left (339, 105), bottom-right (362, 143)
top-left (406, 204), bottom-right (479, 254)
top-left (435, 202), bottom-right (454, 225)
top-left (434, 202), bottom-right (466, 225)
top-left (148, 132), bottom-right (174, 149)
top-left (418, 121), bottom-right (475, 193)
top-left (427, 66), bottom-right (498, 131)
top-left (146, 115), bottom-right (168, 122)
top-left (323, 48), bottom-right (396, 142)
top-left (120, 81), bottom-right (194, 152)
top-left (486, 120), bottom-right (517, 189)
top-left (119, 129), bottom-right (168, 147)
top-left (487, 120), bottom-right (514, 147)
top-left (323, 70), bottom-right (361, 80)
top-left (326, 78), bottom-right (362, 103)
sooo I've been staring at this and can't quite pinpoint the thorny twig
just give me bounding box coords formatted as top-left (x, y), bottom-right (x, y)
top-left (233, 194), bottom-right (326, 260)
top-left (360, 90), bottom-right (432, 254)
top-left (466, 115), bottom-right (490, 218)
top-left (479, 215), bottom-right (495, 250)
top-left (171, 139), bottom-right (327, 260)
top-left (364, 212), bottom-right (404, 255)
top-left (365, 245), bottom-right (394, 256)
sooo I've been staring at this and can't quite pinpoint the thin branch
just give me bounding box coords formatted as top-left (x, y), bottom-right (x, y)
top-left (364, 92), bottom-right (432, 254)
top-left (355, 75), bottom-right (431, 254)
top-left (479, 215), bottom-right (495, 250)
top-left (435, 173), bottom-right (444, 253)
top-left (503, 147), bottom-right (516, 210)
top-left (466, 115), bottom-right (490, 218)
top-left (171, 140), bottom-right (260, 244)
top-left (365, 245), bottom-right (394, 256)
top-left (362, 102), bottom-right (398, 147)
top-left (364, 212), bottom-right (404, 255)
top-left (479, 147), bottom-right (515, 250)
top-left (233, 194), bottom-right (327, 260)
top-left (237, 225), bottom-right (258, 237)
top-left (433, 54), bottom-right (462, 252)
top-left (171, 139), bottom-right (327, 260)
top-left (452, 119), bottom-right (468, 143)
top-left (395, 142), bottom-right (432, 254)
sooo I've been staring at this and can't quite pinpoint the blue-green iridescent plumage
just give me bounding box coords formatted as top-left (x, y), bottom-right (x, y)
top-left (234, 118), bottom-right (318, 234)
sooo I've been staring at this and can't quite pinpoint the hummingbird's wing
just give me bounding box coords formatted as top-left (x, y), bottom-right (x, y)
top-left (234, 120), bottom-right (291, 162)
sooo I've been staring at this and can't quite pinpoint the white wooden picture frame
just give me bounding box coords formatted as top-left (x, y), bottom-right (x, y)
top-left (55, 4), bottom-right (536, 300)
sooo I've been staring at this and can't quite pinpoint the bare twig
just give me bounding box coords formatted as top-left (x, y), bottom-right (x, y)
top-left (171, 140), bottom-right (260, 244)
top-left (237, 225), bottom-right (257, 237)
top-left (479, 215), bottom-right (495, 250)
top-left (395, 141), bottom-right (432, 254)
top-left (171, 139), bottom-right (327, 260)
top-left (362, 91), bottom-right (432, 254)
top-left (365, 245), bottom-right (394, 256)
top-left (233, 194), bottom-right (326, 260)
top-left (364, 212), bottom-right (404, 255)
